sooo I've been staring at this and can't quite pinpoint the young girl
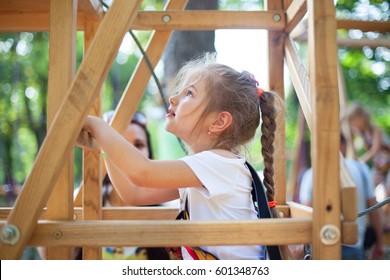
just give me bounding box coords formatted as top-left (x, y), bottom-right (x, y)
top-left (82, 53), bottom-right (283, 260)
top-left (346, 103), bottom-right (390, 188)
top-left (344, 103), bottom-right (390, 229)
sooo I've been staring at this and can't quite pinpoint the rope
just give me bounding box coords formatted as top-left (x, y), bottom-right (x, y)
top-left (358, 196), bottom-right (390, 218)
top-left (100, 1), bottom-right (189, 155)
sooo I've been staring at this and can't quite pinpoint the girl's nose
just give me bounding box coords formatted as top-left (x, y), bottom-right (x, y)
top-left (169, 95), bottom-right (177, 106)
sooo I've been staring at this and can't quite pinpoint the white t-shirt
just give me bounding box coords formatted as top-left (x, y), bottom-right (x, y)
top-left (299, 158), bottom-right (375, 249)
top-left (180, 151), bottom-right (265, 260)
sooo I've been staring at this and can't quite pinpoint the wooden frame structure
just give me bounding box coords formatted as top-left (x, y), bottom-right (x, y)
top-left (1, 0), bottom-right (386, 260)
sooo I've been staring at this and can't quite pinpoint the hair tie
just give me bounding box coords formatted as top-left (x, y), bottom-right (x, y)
top-left (268, 200), bottom-right (277, 208)
top-left (257, 88), bottom-right (264, 99)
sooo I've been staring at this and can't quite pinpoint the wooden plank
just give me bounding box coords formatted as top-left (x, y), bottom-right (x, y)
top-left (0, 0), bottom-right (94, 32)
top-left (284, 36), bottom-right (312, 130)
top-left (307, 0), bottom-right (341, 260)
top-left (24, 219), bottom-right (312, 247)
top-left (0, 207), bottom-right (180, 221)
top-left (45, 0), bottom-right (77, 260)
top-left (337, 19), bottom-right (390, 33)
top-left (74, 0), bottom-right (189, 205)
top-left (337, 37), bottom-right (390, 49)
top-left (0, 0), bottom-right (142, 260)
top-left (131, 11), bottom-right (285, 30)
top-left (81, 20), bottom-right (102, 260)
top-left (284, 0), bottom-right (307, 34)
top-left (266, 0), bottom-right (286, 205)
top-left (0, 10), bottom-right (284, 32)
top-left (96, 207), bottom-right (179, 221)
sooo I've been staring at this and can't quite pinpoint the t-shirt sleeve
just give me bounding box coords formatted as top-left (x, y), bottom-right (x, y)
top-left (180, 152), bottom-right (240, 199)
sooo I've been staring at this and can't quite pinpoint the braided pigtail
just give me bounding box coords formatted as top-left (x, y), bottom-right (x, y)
top-left (259, 91), bottom-right (289, 259)
top-left (259, 91), bottom-right (277, 214)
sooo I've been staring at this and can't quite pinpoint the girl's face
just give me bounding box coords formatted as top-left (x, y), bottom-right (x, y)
top-left (165, 74), bottom-right (210, 143)
top-left (123, 123), bottom-right (149, 158)
top-left (350, 116), bottom-right (366, 132)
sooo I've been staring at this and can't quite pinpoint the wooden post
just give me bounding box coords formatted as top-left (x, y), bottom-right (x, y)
top-left (81, 20), bottom-right (103, 260)
top-left (266, 0), bottom-right (287, 206)
top-left (45, 0), bottom-right (77, 260)
top-left (307, 0), bottom-right (341, 259)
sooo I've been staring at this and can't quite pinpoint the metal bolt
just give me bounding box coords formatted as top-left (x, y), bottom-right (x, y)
top-left (53, 231), bottom-right (62, 240)
top-left (162, 14), bottom-right (171, 23)
top-left (323, 229), bottom-right (336, 240)
top-left (0, 224), bottom-right (20, 245)
top-left (320, 224), bottom-right (340, 245)
top-left (273, 14), bottom-right (281, 22)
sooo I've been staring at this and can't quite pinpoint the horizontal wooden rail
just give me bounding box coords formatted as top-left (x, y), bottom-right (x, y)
top-left (0, 217), bottom-right (358, 247)
top-left (0, 207), bottom-right (179, 221)
top-left (131, 11), bottom-right (285, 30)
top-left (337, 19), bottom-right (390, 33)
top-left (4, 218), bottom-right (312, 247)
top-left (337, 37), bottom-right (390, 49)
top-left (0, 10), bottom-right (286, 32)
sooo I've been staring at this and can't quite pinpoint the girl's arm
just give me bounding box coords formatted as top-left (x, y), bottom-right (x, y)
top-left (360, 127), bottom-right (382, 163)
top-left (83, 116), bottom-right (202, 190)
top-left (104, 157), bottom-right (179, 205)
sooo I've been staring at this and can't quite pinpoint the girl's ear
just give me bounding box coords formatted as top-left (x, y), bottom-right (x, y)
top-left (209, 111), bottom-right (233, 134)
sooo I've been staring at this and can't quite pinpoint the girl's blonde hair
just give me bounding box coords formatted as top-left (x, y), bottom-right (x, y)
top-left (343, 102), bottom-right (373, 130)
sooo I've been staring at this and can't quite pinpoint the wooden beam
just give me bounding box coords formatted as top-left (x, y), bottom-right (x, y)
top-left (0, 9), bottom-right (285, 32)
top-left (0, 207), bottom-right (179, 221)
top-left (0, 0), bottom-right (97, 32)
top-left (81, 19), bottom-right (103, 260)
top-left (284, 36), bottom-right (312, 130)
top-left (337, 19), bottom-right (390, 33)
top-left (0, 0), bottom-right (142, 260)
top-left (45, 0), bottom-right (77, 260)
top-left (131, 11), bottom-right (285, 30)
top-left (308, 0), bottom-right (341, 260)
top-left (337, 37), bottom-right (390, 49)
top-left (266, 0), bottom-right (287, 206)
top-left (22, 219), bottom-right (312, 247)
top-left (284, 0), bottom-right (307, 34)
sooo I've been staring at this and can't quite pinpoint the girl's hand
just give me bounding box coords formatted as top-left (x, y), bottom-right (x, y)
top-left (76, 116), bottom-right (104, 150)
top-left (76, 130), bottom-right (98, 150)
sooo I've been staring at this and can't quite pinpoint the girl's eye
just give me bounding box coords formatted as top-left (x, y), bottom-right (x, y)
top-left (186, 90), bottom-right (193, 97)
top-left (134, 143), bottom-right (146, 149)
